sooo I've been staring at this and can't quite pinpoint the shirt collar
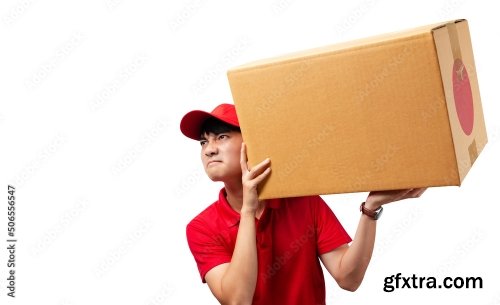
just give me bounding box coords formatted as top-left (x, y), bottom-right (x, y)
top-left (217, 188), bottom-right (282, 228)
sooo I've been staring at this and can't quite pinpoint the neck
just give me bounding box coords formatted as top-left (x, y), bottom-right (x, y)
top-left (224, 179), bottom-right (244, 212)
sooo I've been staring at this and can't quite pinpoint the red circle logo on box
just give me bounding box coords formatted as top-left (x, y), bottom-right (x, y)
top-left (452, 59), bottom-right (474, 135)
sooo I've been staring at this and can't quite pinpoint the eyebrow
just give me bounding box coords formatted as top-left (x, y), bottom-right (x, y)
top-left (199, 132), bottom-right (229, 141)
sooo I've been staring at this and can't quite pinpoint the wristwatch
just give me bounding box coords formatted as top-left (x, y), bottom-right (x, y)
top-left (360, 202), bottom-right (383, 220)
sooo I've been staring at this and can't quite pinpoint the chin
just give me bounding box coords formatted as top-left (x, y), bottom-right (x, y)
top-left (207, 175), bottom-right (223, 182)
top-left (205, 170), bottom-right (225, 182)
top-left (206, 170), bottom-right (240, 183)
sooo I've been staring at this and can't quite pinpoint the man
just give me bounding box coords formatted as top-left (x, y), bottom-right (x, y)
top-left (181, 103), bottom-right (426, 305)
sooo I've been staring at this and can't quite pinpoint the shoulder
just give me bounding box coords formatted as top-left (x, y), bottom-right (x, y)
top-left (274, 195), bottom-right (330, 221)
top-left (280, 195), bottom-right (328, 210)
top-left (280, 196), bottom-right (337, 226)
top-left (186, 200), bottom-right (219, 238)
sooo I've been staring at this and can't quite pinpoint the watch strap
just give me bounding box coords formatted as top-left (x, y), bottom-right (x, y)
top-left (360, 202), bottom-right (382, 220)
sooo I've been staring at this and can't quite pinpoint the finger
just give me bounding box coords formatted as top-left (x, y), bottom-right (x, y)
top-left (415, 187), bottom-right (427, 197)
top-left (248, 158), bottom-right (271, 178)
top-left (240, 142), bottom-right (249, 172)
top-left (404, 188), bottom-right (426, 199)
top-left (252, 167), bottom-right (272, 185)
top-left (395, 188), bottom-right (414, 200)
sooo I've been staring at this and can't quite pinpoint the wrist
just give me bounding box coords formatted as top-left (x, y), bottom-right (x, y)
top-left (360, 201), bottom-right (384, 220)
top-left (240, 208), bottom-right (257, 217)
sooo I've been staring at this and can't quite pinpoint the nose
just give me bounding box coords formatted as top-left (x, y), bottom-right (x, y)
top-left (204, 140), bottom-right (218, 157)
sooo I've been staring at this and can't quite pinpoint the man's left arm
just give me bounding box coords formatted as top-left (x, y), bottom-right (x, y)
top-left (320, 187), bottom-right (427, 291)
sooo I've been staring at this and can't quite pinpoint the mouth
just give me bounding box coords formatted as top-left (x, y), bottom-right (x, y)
top-left (207, 160), bottom-right (222, 166)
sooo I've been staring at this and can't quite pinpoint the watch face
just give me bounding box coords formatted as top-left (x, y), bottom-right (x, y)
top-left (374, 207), bottom-right (383, 220)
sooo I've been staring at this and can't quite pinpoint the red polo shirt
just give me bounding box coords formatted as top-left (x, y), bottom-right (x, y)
top-left (186, 188), bottom-right (352, 305)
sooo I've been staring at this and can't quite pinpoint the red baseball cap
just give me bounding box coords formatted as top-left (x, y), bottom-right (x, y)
top-left (180, 103), bottom-right (240, 140)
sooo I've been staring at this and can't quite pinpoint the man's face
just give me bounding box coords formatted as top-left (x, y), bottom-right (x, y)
top-left (200, 131), bottom-right (243, 182)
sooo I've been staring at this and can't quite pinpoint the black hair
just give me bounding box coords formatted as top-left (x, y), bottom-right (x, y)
top-left (199, 117), bottom-right (240, 139)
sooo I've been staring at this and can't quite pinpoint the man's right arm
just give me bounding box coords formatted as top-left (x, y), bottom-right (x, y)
top-left (204, 143), bottom-right (271, 305)
top-left (205, 210), bottom-right (258, 305)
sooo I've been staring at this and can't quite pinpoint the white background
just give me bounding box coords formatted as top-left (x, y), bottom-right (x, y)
top-left (1, 0), bottom-right (499, 304)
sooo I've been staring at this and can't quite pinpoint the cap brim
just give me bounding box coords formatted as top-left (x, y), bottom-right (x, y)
top-left (180, 110), bottom-right (239, 140)
top-left (180, 110), bottom-right (213, 140)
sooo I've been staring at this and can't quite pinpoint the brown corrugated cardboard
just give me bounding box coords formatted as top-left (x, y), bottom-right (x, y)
top-left (227, 19), bottom-right (487, 199)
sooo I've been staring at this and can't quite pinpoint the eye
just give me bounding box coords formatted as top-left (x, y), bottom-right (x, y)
top-left (199, 140), bottom-right (207, 146)
top-left (218, 134), bottom-right (228, 140)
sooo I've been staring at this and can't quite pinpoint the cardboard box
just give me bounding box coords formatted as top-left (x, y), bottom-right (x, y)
top-left (227, 19), bottom-right (487, 199)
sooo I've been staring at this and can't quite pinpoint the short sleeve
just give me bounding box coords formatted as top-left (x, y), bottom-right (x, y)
top-left (312, 196), bottom-right (352, 255)
top-left (186, 219), bottom-right (232, 283)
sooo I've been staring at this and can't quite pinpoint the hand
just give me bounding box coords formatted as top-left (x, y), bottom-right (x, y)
top-left (365, 188), bottom-right (427, 210)
top-left (240, 142), bottom-right (271, 214)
